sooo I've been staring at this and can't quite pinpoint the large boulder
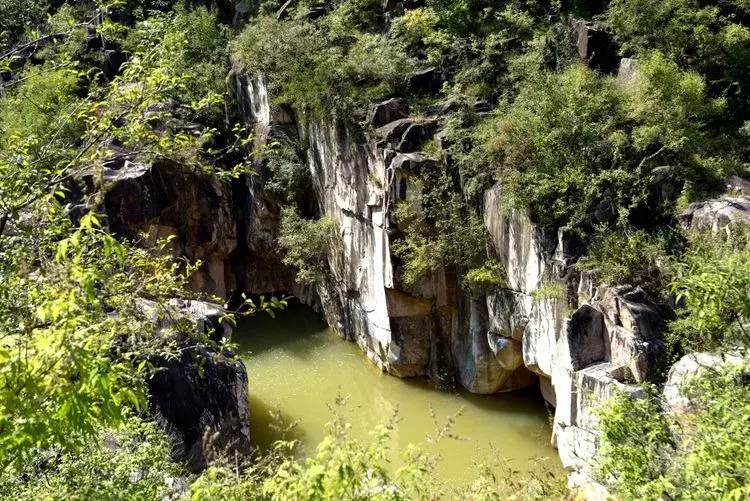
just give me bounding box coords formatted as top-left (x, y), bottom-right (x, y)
top-left (663, 352), bottom-right (743, 417)
top-left (406, 67), bottom-right (445, 95)
top-left (368, 98), bottom-right (410, 128)
top-left (148, 345), bottom-right (250, 473)
top-left (376, 118), bottom-right (437, 152)
top-left (569, 20), bottom-right (618, 73)
top-left (142, 299), bottom-right (251, 473)
top-left (679, 196), bottom-right (750, 233)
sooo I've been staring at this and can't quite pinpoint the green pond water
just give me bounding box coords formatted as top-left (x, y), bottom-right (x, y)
top-left (235, 302), bottom-right (561, 484)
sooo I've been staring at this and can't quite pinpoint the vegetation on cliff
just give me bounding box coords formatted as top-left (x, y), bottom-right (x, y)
top-left (1, 0), bottom-right (749, 499)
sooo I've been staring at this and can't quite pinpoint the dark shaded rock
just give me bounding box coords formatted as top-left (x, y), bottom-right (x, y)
top-left (724, 175), bottom-right (750, 196)
top-left (98, 160), bottom-right (237, 298)
top-left (148, 345), bottom-right (250, 472)
top-left (383, 0), bottom-right (399, 12)
top-left (376, 118), bottom-right (412, 145)
top-left (473, 100), bottom-right (492, 113)
top-left (367, 98), bottom-right (409, 128)
top-left (570, 20), bottom-right (618, 74)
top-left (277, 0), bottom-right (329, 20)
top-left (102, 49), bottom-right (126, 79)
top-left (307, 5), bottom-right (329, 20)
top-left (649, 165), bottom-right (683, 207)
top-left (593, 201), bottom-right (614, 224)
top-left (406, 67), bottom-right (445, 95)
top-left (397, 121), bottom-right (437, 152)
top-left (375, 118), bottom-right (437, 152)
top-left (591, 285), bottom-right (674, 381)
top-left (564, 304), bottom-right (606, 371)
top-left (104, 7), bottom-right (135, 27)
top-left (141, 298), bottom-right (250, 473)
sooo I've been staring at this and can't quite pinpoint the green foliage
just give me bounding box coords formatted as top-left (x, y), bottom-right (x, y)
top-left (579, 227), bottom-right (672, 298)
top-left (231, 7), bottom-right (416, 122)
top-left (0, 7), bottom-right (250, 469)
top-left (470, 55), bottom-right (726, 229)
top-left (0, 416), bottom-right (184, 500)
top-left (0, 0), bottom-right (50, 48)
top-left (264, 135), bottom-right (311, 204)
top-left (278, 207), bottom-right (339, 285)
top-left (393, 197), bottom-right (487, 288)
top-left (607, 0), bottom-right (750, 125)
top-left (124, 3), bottom-right (232, 106)
top-left (669, 227), bottom-right (750, 351)
top-left (189, 404), bottom-right (565, 500)
top-left (532, 279), bottom-right (567, 302)
top-left (598, 360), bottom-right (750, 500)
top-left (462, 260), bottom-right (507, 296)
top-left (597, 388), bottom-right (675, 500)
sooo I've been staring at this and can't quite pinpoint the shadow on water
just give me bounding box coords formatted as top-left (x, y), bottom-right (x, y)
top-left (249, 394), bottom-right (307, 451)
top-left (398, 373), bottom-right (548, 416)
top-left (235, 299), bottom-right (329, 358)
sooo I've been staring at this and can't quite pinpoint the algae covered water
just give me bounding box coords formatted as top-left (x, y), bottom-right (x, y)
top-left (234, 302), bottom-right (561, 484)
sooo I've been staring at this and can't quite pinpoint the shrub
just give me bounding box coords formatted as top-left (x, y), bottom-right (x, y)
top-left (0, 417), bottom-right (184, 500)
top-left (264, 135), bottom-right (310, 204)
top-left (669, 227), bottom-right (750, 351)
top-left (124, 3), bottom-right (232, 104)
top-left (597, 360), bottom-right (750, 500)
top-left (189, 404), bottom-right (566, 500)
top-left (463, 260), bottom-right (507, 296)
top-left (232, 8), bottom-right (415, 123)
top-left (596, 388), bottom-right (675, 500)
top-left (278, 207), bottom-right (339, 285)
top-left (606, 0), bottom-right (750, 127)
top-left (532, 279), bottom-right (567, 302)
top-left (393, 195), bottom-right (488, 288)
top-left (578, 227), bottom-right (673, 298)
top-left (470, 55), bottom-right (725, 229)
top-left (0, 0), bottom-right (50, 49)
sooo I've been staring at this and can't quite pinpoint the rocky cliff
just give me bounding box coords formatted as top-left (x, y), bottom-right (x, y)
top-left (97, 63), bottom-right (739, 484)
top-left (228, 72), bottom-right (680, 483)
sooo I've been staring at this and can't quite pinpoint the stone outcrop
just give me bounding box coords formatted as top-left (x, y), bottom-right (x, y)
top-left (569, 20), bottom-right (618, 74)
top-left (551, 285), bottom-right (670, 473)
top-left (368, 98), bottom-right (409, 128)
top-left (141, 299), bottom-right (251, 473)
top-left (680, 196), bottom-right (750, 233)
top-left (230, 74), bottom-right (685, 480)
top-left (99, 160), bottom-right (237, 298)
top-left (100, 68), bottom-right (685, 482)
top-left (663, 352), bottom-right (743, 417)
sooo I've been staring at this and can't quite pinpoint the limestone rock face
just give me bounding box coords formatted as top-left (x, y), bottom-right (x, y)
top-left (550, 285), bottom-right (671, 474)
top-left (232, 77), bottom-right (541, 392)
top-left (230, 71), bottom-right (685, 482)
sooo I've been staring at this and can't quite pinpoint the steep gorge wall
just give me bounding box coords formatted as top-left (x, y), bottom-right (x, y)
top-left (233, 75), bottom-right (676, 483)
top-left (99, 70), bottom-right (675, 482)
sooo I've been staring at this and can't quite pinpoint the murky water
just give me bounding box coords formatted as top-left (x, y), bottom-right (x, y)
top-left (234, 302), bottom-right (561, 484)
